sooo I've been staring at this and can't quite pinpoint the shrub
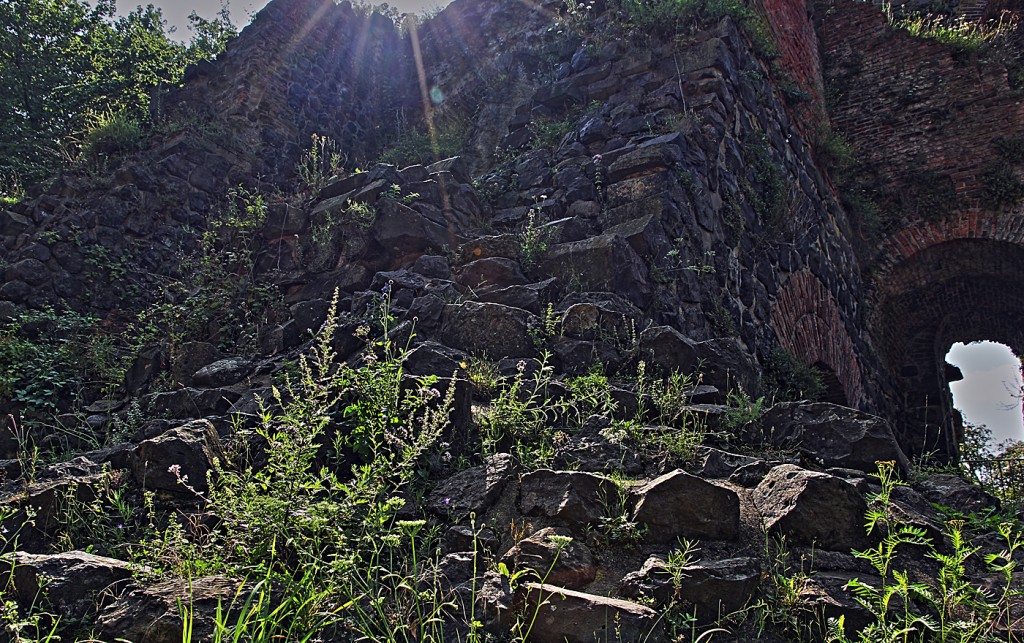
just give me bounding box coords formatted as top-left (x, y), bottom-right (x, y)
top-left (295, 133), bottom-right (345, 192)
top-left (79, 111), bottom-right (144, 158)
top-left (614, 0), bottom-right (777, 58)
top-left (761, 348), bottom-right (825, 403)
top-left (980, 162), bottom-right (1024, 210)
top-left (379, 117), bottom-right (469, 168)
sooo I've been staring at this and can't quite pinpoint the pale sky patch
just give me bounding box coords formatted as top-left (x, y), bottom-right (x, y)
top-left (115, 0), bottom-right (449, 39)
top-left (947, 341), bottom-right (1024, 447)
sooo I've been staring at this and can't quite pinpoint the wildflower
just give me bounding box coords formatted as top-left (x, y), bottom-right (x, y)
top-left (443, 497), bottom-right (451, 506)
top-left (547, 534), bottom-right (573, 548)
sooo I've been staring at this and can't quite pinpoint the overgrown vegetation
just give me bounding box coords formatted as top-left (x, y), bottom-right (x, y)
top-left (828, 461), bottom-right (1024, 643)
top-left (0, 0), bottom-right (237, 193)
top-left (761, 348), bottom-right (826, 403)
top-left (0, 308), bottom-right (121, 416)
top-left (131, 186), bottom-right (281, 358)
top-left (296, 133), bottom-right (346, 193)
top-left (886, 7), bottom-right (1018, 54)
top-left (612, 0), bottom-right (777, 57)
top-left (379, 117), bottom-right (470, 168)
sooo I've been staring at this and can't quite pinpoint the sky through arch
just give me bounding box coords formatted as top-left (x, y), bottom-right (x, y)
top-left (947, 341), bottom-right (1024, 450)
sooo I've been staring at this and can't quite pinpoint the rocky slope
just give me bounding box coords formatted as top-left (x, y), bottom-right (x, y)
top-left (1, 0), bottom-right (1022, 640)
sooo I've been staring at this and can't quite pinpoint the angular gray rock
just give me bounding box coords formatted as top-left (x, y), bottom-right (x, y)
top-left (632, 469), bottom-right (740, 542)
top-left (96, 575), bottom-right (242, 643)
top-left (439, 301), bottom-right (536, 358)
top-left (426, 453), bottom-right (517, 517)
top-left (518, 469), bottom-right (619, 529)
top-left (753, 464), bottom-right (867, 551)
top-left (130, 419), bottom-right (224, 495)
top-left (1, 550), bottom-right (137, 624)
top-left (522, 583), bottom-right (661, 643)
top-left (501, 527), bottom-right (596, 590)
top-left (760, 402), bottom-right (910, 474)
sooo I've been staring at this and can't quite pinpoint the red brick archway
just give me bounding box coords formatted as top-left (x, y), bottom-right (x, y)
top-left (871, 214), bottom-right (1024, 459)
top-left (771, 269), bottom-right (866, 408)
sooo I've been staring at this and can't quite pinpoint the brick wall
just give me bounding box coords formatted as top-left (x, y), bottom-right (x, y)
top-left (817, 0), bottom-right (1024, 210)
top-left (771, 269), bottom-right (867, 406)
top-left (758, 0), bottom-right (826, 107)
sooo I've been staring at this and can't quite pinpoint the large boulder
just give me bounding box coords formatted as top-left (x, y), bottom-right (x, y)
top-left (1, 551), bottom-right (136, 625)
top-left (760, 402), bottom-right (910, 474)
top-left (130, 420), bottom-right (224, 495)
top-left (539, 234), bottom-right (652, 309)
top-left (501, 527), bottom-right (596, 590)
top-left (620, 554), bottom-right (760, 620)
top-left (632, 469), bottom-right (740, 542)
top-left (518, 469), bottom-right (619, 530)
top-left (638, 325), bottom-right (699, 375)
top-left (96, 575), bottom-right (242, 643)
top-left (522, 583), bottom-right (661, 643)
top-left (915, 473), bottom-right (999, 515)
top-left (439, 301), bottom-right (536, 358)
top-left (426, 453), bottom-right (518, 517)
top-left (753, 464), bottom-right (867, 551)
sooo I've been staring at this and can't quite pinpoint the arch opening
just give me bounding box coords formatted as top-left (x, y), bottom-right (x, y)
top-left (812, 361), bottom-right (849, 406)
top-left (872, 238), bottom-right (1024, 461)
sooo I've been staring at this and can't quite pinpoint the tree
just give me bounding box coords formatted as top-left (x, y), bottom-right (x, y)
top-left (0, 0), bottom-right (236, 195)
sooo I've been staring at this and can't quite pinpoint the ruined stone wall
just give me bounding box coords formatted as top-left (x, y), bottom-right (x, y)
top-left (0, 0), bottom-right (412, 310)
top-left (817, 0), bottom-right (1024, 210)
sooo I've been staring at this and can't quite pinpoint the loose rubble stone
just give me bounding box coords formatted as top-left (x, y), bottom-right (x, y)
top-left (753, 464), bottom-right (867, 551)
top-left (761, 402), bottom-right (910, 474)
top-left (632, 469), bottom-right (740, 542)
top-left (522, 583), bottom-right (661, 643)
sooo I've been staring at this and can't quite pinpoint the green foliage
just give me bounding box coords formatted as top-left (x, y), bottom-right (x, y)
top-left (382, 183), bottom-right (420, 204)
top-left (596, 478), bottom-right (647, 547)
top-left (79, 110), bottom-right (144, 159)
top-left (53, 468), bottom-right (154, 557)
top-left (817, 130), bottom-right (855, 176)
top-left (829, 461), bottom-right (1024, 643)
top-left (630, 363), bottom-right (711, 464)
top-left (295, 133), bottom-right (345, 193)
top-left (566, 364), bottom-right (618, 427)
top-left (519, 203), bottom-right (554, 271)
top-left (888, 9), bottom-right (1016, 53)
top-left (0, 308), bottom-right (121, 415)
top-left (478, 354), bottom-right (564, 467)
top-left (378, 117), bottom-right (469, 168)
top-left (613, 0), bottom-right (777, 57)
top-left (980, 162), bottom-right (1024, 210)
top-left (138, 288), bottom-right (460, 640)
top-left (754, 535), bottom-right (820, 640)
top-left (0, 0), bottom-right (236, 187)
top-left (761, 347), bottom-right (825, 403)
top-left (131, 186), bottom-right (280, 358)
top-left (530, 115), bottom-right (575, 149)
top-left (742, 134), bottom-right (787, 234)
top-left (722, 388), bottom-right (766, 431)
top-left (312, 198), bottom-right (376, 246)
